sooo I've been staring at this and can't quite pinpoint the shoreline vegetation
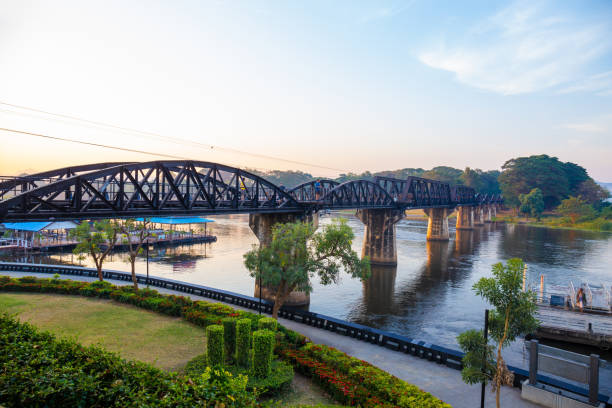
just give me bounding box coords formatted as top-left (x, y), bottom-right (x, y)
top-left (493, 213), bottom-right (612, 233)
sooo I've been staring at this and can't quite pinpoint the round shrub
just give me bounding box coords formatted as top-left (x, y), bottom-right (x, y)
top-left (206, 325), bottom-right (224, 367)
top-left (236, 318), bottom-right (251, 368)
top-left (222, 317), bottom-right (237, 358)
top-left (258, 317), bottom-right (277, 331)
top-left (253, 329), bottom-right (274, 378)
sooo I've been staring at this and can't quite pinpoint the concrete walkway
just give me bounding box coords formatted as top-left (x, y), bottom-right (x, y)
top-left (0, 270), bottom-right (541, 408)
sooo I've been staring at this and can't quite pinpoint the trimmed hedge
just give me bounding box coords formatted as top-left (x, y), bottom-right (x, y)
top-left (0, 313), bottom-right (256, 407)
top-left (0, 275), bottom-right (450, 408)
top-left (252, 330), bottom-right (275, 378)
top-left (258, 317), bottom-right (277, 331)
top-left (222, 317), bottom-right (237, 358)
top-left (206, 325), bottom-right (224, 367)
top-left (236, 318), bottom-right (252, 368)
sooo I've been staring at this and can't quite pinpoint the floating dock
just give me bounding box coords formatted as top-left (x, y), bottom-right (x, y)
top-left (535, 306), bottom-right (612, 348)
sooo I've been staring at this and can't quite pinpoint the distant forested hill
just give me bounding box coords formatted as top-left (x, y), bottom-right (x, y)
top-left (248, 166), bottom-right (501, 195)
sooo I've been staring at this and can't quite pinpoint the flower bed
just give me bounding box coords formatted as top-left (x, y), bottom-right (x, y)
top-left (0, 275), bottom-right (450, 407)
top-left (278, 345), bottom-right (450, 408)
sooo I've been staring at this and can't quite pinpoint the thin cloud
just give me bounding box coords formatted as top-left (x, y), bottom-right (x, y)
top-left (358, 1), bottom-right (415, 23)
top-left (562, 123), bottom-right (606, 133)
top-left (418, 1), bottom-right (611, 95)
top-left (559, 70), bottom-right (612, 96)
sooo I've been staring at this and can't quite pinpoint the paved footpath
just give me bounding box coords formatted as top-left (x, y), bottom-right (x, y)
top-left (0, 271), bottom-right (541, 408)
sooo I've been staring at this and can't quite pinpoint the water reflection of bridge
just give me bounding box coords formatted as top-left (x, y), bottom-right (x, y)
top-left (357, 223), bottom-right (501, 330)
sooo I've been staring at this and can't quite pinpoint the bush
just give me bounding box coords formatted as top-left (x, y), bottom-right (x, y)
top-left (18, 276), bottom-right (38, 283)
top-left (280, 343), bottom-right (450, 408)
top-left (253, 329), bottom-right (274, 378)
top-left (186, 353), bottom-right (294, 397)
top-left (236, 318), bottom-right (251, 368)
top-left (258, 317), bottom-right (277, 331)
top-left (0, 314), bottom-right (256, 407)
top-left (222, 318), bottom-right (237, 359)
top-left (206, 325), bottom-right (224, 367)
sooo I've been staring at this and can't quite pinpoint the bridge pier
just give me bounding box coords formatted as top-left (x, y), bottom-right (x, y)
top-left (483, 205), bottom-right (492, 223)
top-left (455, 206), bottom-right (474, 230)
top-left (356, 209), bottom-right (404, 266)
top-left (424, 208), bottom-right (451, 241)
top-left (249, 212), bottom-right (318, 306)
top-left (473, 206), bottom-right (484, 226)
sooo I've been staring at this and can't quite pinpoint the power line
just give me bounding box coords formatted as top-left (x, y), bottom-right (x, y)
top-left (0, 127), bottom-right (192, 160)
top-left (0, 100), bottom-right (346, 173)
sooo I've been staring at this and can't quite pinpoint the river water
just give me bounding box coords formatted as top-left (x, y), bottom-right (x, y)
top-left (3, 213), bottom-right (612, 373)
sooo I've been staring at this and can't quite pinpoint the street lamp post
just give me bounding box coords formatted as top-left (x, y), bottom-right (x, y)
top-left (146, 239), bottom-right (150, 288)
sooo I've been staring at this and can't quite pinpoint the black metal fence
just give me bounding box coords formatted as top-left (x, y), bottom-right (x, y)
top-left (0, 261), bottom-right (608, 406)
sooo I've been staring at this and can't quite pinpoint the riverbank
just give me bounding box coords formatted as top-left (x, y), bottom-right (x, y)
top-left (493, 214), bottom-right (612, 233)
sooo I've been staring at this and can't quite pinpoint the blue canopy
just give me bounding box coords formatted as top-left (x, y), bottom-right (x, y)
top-left (2, 222), bottom-right (52, 232)
top-left (2, 221), bottom-right (78, 232)
top-left (136, 217), bottom-right (214, 225)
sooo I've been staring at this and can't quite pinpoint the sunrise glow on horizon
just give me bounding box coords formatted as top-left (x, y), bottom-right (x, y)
top-left (1, 0), bottom-right (611, 181)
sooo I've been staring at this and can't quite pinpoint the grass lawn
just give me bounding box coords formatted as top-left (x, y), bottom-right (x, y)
top-left (0, 292), bottom-right (342, 407)
top-left (0, 292), bottom-right (208, 372)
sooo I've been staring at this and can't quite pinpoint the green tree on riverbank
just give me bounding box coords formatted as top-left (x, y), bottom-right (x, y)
top-left (498, 154), bottom-right (594, 209)
top-left (519, 188), bottom-right (545, 220)
top-left (244, 219), bottom-right (370, 318)
top-left (70, 220), bottom-right (120, 281)
top-left (557, 196), bottom-right (596, 224)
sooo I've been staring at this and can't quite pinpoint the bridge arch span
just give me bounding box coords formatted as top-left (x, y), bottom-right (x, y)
top-left (0, 160), bottom-right (303, 221)
top-left (319, 179), bottom-right (397, 209)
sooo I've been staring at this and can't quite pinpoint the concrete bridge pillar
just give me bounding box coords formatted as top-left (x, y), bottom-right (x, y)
top-left (355, 209), bottom-right (404, 266)
top-left (249, 212), bottom-right (318, 306)
top-left (424, 208), bottom-right (451, 241)
top-left (455, 206), bottom-right (474, 230)
top-left (473, 206), bottom-right (484, 226)
top-left (491, 205), bottom-right (497, 219)
top-left (483, 205), bottom-right (492, 223)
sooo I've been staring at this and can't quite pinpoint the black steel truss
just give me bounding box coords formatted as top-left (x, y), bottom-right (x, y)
top-left (0, 161), bottom-right (502, 221)
top-left (287, 179), bottom-right (339, 201)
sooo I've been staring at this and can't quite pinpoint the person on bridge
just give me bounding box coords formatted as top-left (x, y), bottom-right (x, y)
top-left (314, 179), bottom-right (322, 200)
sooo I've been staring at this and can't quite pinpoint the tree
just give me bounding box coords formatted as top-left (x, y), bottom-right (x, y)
top-left (460, 168), bottom-right (502, 195)
top-left (457, 258), bottom-right (538, 408)
top-left (119, 218), bottom-right (153, 290)
top-left (422, 166), bottom-right (463, 185)
top-left (518, 188), bottom-right (545, 220)
top-left (557, 196), bottom-right (596, 224)
top-left (244, 219), bottom-right (370, 318)
top-left (70, 220), bottom-right (120, 281)
top-left (498, 155), bottom-right (570, 209)
top-left (576, 179), bottom-right (610, 206)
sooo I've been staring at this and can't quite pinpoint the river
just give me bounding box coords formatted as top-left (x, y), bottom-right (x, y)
top-left (2, 213), bottom-right (611, 379)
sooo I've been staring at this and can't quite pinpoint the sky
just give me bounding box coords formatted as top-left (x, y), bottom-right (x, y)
top-left (0, 0), bottom-right (611, 181)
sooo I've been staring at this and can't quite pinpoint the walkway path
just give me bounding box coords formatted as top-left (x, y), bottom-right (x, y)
top-left (0, 270), bottom-right (539, 408)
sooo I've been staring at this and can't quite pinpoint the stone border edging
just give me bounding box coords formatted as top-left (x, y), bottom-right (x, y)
top-left (0, 261), bottom-right (608, 405)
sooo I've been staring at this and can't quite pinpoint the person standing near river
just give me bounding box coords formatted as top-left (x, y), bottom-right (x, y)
top-left (576, 287), bottom-right (586, 312)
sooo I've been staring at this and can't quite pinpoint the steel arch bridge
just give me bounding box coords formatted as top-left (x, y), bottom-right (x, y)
top-left (0, 161), bottom-right (502, 222)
